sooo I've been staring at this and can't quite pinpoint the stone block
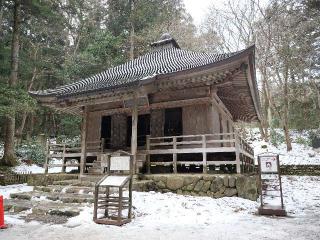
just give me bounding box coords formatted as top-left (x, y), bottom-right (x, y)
top-left (183, 176), bottom-right (200, 186)
top-left (194, 180), bottom-right (204, 192)
top-left (210, 177), bottom-right (224, 193)
top-left (203, 175), bottom-right (216, 181)
top-left (153, 175), bottom-right (167, 183)
top-left (223, 176), bottom-right (229, 187)
top-left (201, 181), bottom-right (211, 192)
top-left (228, 176), bottom-right (236, 188)
top-left (224, 188), bottom-right (237, 197)
top-left (166, 176), bottom-right (184, 190)
top-left (156, 180), bottom-right (166, 189)
top-left (186, 183), bottom-right (196, 191)
top-left (236, 175), bottom-right (258, 201)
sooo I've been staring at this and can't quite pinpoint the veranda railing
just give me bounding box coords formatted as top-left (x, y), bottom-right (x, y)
top-left (146, 132), bottom-right (254, 174)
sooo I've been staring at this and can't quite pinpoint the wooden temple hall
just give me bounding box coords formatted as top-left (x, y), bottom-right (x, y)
top-left (30, 33), bottom-right (261, 175)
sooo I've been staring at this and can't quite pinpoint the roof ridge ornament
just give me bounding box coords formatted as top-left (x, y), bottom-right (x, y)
top-left (150, 33), bottom-right (180, 50)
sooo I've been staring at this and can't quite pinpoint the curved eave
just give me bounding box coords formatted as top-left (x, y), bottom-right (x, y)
top-left (29, 45), bottom-right (261, 122)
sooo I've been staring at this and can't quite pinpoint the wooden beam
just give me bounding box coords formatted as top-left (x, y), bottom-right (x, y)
top-left (148, 147), bottom-right (236, 154)
top-left (211, 90), bottom-right (233, 120)
top-left (80, 106), bottom-right (88, 175)
top-left (90, 97), bottom-right (212, 116)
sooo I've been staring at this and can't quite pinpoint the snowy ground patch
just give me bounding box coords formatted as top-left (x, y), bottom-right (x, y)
top-left (0, 176), bottom-right (319, 240)
top-left (0, 184), bottom-right (33, 199)
top-left (248, 128), bottom-right (320, 165)
top-left (12, 158), bottom-right (78, 174)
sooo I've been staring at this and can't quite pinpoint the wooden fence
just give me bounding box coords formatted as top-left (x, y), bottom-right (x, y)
top-left (45, 139), bottom-right (104, 173)
top-left (146, 132), bottom-right (254, 174)
top-left (0, 172), bottom-right (31, 185)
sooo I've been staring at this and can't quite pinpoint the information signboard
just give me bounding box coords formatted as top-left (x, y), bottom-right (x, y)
top-left (257, 153), bottom-right (286, 216)
top-left (259, 155), bottom-right (278, 173)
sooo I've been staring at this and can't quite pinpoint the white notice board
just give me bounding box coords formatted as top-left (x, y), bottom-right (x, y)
top-left (259, 155), bottom-right (279, 173)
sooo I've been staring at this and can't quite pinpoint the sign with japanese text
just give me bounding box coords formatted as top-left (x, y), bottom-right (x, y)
top-left (259, 155), bottom-right (279, 173)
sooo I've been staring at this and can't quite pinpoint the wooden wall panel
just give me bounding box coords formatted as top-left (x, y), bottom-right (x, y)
top-left (182, 104), bottom-right (210, 135)
top-left (150, 109), bottom-right (164, 137)
top-left (208, 103), bottom-right (220, 134)
top-left (111, 114), bottom-right (127, 148)
top-left (86, 112), bottom-right (101, 142)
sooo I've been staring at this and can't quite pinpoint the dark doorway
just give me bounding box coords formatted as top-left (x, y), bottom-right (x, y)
top-left (127, 114), bottom-right (150, 147)
top-left (100, 116), bottom-right (111, 149)
top-left (164, 108), bottom-right (182, 136)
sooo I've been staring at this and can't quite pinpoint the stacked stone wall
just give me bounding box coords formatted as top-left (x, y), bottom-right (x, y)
top-left (141, 174), bottom-right (258, 201)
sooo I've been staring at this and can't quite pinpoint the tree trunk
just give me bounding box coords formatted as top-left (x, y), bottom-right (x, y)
top-left (129, 0), bottom-right (135, 60)
top-left (283, 65), bottom-right (292, 151)
top-left (1, 0), bottom-right (21, 166)
top-left (0, 0), bottom-right (4, 37)
top-left (15, 66), bottom-right (37, 143)
top-left (260, 71), bottom-right (270, 141)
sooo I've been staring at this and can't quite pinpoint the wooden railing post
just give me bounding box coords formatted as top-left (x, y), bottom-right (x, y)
top-left (235, 134), bottom-right (241, 174)
top-left (146, 135), bottom-right (151, 174)
top-left (173, 136), bottom-right (177, 174)
top-left (62, 144), bottom-right (66, 173)
top-left (44, 139), bottom-right (49, 174)
top-left (202, 135), bottom-right (207, 174)
top-left (101, 138), bottom-right (105, 153)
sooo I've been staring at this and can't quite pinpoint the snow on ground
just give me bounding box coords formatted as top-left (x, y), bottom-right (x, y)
top-left (1, 176), bottom-right (319, 240)
top-left (12, 159), bottom-right (78, 174)
top-left (253, 141), bottom-right (320, 165)
top-left (248, 128), bottom-right (320, 165)
top-left (0, 184), bottom-right (33, 199)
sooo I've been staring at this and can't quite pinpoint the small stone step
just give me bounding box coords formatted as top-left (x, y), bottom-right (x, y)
top-left (52, 179), bottom-right (80, 186)
top-left (10, 191), bottom-right (94, 203)
top-left (5, 199), bottom-right (81, 216)
top-left (132, 180), bottom-right (156, 192)
top-left (4, 199), bottom-right (81, 224)
top-left (34, 185), bottom-right (94, 194)
top-left (4, 199), bottom-right (33, 212)
top-left (73, 180), bottom-right (96, 187)
top-left (53, 179), bottom-right (95, 187)
top-left (79, 175), bottom-right (103, 182)
top-left (34, 185), bottom-right (65, 193)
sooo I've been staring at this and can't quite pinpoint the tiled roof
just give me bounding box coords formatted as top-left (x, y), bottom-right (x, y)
top-left (30, 36), bottom-right (244, 98)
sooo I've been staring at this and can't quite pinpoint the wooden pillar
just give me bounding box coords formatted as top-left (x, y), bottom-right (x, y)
top-left (202, 135), bottom-right (207, 174)
top-left (44, 139), bottom-right (49, 174)
top-left (146, 135), bottom-right (151, 174)
top-left (80, 106), bottom-right (88, 175)
top-left (235, 134), bottom-right (241, 174)
top-left (173, 136), bottom-right (177, 174)
top-left (62, 144), bottom-right (66, 173)
top-left (131, 100), bottom-right (138, 174)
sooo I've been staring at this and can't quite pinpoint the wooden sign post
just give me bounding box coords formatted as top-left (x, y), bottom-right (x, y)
top-left (258, 153), bottom-right (287, 216)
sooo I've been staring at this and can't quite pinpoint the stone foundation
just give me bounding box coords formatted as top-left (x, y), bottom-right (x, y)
top-left (140, 174), bottom-right (258, 201)
top-left (27, 174), bottom-right (78, 186)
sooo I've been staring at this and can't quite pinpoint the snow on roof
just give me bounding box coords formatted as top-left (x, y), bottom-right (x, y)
top-left (29, 35), bottom-right (245, 99)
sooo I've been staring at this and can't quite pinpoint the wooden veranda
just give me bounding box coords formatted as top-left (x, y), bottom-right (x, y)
top-left (44, 131), bottom-right (254, 174)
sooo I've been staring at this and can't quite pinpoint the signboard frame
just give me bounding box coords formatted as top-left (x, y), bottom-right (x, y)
top-left (257, 152), bottom-right (286, 216)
